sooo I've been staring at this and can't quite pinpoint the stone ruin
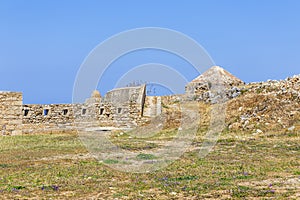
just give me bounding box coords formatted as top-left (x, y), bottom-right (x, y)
top-left (1, 66), bottom-right (299, 135)
top-left (0, 91), bottom-right (23, 135)
top-left (20, 85), bottom-right (147, 134)
top-left (185, 66), bottom-right (245, 103)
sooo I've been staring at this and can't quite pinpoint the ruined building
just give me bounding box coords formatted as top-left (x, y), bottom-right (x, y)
top-left (3, 66), bottom-right (298, 135)
top-left (185, 66), bottom-right (245, 102)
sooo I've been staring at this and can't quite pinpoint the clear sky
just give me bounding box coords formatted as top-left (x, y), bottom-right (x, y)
top-left (1, 0), bottom-right (299, 104)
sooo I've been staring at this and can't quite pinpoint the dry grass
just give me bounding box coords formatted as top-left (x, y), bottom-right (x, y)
top-left (0, 129), bottom-right (299, 199)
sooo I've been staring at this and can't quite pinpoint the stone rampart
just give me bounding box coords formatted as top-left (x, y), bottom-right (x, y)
top-left (0, 91), bottom-right (23, 135)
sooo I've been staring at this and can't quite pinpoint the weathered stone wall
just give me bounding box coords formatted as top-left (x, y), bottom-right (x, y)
top-left (144, 96), bottom-right (161, 117)
top-left (0, 91), bottom-right (23, 135)
top-left (22, 101), bottom-right (114, 133)
top-left (103, 85), bottom-right (146, 127)
top-left (79, 94), bottom-right (114, 127)
top-left (0, 86), bottom-right (177, 135)
top-left (1, 73), bottom-right (299, 135)
top-left (22, 103), bottom-right (75, 134)
top-left (20, 85), bottom-right (148, 133)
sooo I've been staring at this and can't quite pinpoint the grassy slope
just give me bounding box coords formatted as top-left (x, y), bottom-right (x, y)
top-left (0, 130), bottom-right (299, 199)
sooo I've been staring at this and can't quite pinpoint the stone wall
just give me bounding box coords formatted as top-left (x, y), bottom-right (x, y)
top-left (81, 93), bottom-right (114, 127)
top-left (2, 74), bottom-right (299, 135)
top-left (0, 91), bottom-right (23, 135)
top-left (20, 85), bottom-right (148, 133)
top-left (144, 96), bottom-right (161, 117)
top-left (0, 86), bottom-right (183, 135)
top-left (103, 85), bottom-right (146, 127)
top-left (22, 103), bottom-right (75, 134)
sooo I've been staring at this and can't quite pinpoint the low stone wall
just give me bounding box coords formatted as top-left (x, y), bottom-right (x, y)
top-left (0, 85), bottom-right (150, 135)
top-left (21, 102), bottom-right (113, 133)
top-left (0, 91), bottom-right (23, 135)
top-left (20, 85), bottom-right (148, 133)
top-left (22, 104), bottom-right (75, 134)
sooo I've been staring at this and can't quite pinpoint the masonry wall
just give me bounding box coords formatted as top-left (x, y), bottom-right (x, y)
top-left (0, 85), bottom-right (154, 135)
top-left (20, 85), bottom-right (148, 133)
top-left (0, 91), bottom-right (23, 135)
top-left (80, 96), bottom-right (114, 128)
top-left (22, 102), bottom-right (112, 133)
top-left (103, 85), bottom-right (146, 127)
top-left (22, 103), bottom-right (76, 134)
top-left (144, 96), bottom-right (161, 117)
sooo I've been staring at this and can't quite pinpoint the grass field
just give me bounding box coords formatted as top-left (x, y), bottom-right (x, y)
top-left (0, 129), bottom-right (299, 199)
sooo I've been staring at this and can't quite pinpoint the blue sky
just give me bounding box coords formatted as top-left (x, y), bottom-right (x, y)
top-left (0, 0), bottom-right (299, 104)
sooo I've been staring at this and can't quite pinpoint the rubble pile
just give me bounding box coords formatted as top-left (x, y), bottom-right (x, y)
top-left (185, 66), bottom-right (245, 102)
top-left (226, 75), bottom-right (300, 133)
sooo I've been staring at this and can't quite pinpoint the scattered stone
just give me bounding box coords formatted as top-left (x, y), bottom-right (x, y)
top-left (256, 129), bottom-right (263, 134)
top-left (288, 126), bottom-right (295, 131)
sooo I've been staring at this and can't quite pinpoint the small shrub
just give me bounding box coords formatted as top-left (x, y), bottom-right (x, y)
top-left (0, 164), bottom-right (10, 168)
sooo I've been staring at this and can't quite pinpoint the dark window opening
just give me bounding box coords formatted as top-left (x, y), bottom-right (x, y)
top-left (24, 109), bottom-right (29, 116)
top-left (106, 113), bottom-right (110, 118)
top-left (82, 108), bottom-right (87, 115)
top-left (63, 109), bottom-right (68, 115)
top-left (100, 108), bottom-right (104, 115)
top-left (43, 109), bottom-right (49, 116)
top-left (117, 108), bottom-right (122, 114)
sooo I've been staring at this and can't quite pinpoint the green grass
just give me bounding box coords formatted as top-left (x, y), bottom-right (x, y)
top-left (0, 130), bottom-right (299, 199)
top-left (136, 153), bottom-right (157, 160)
top-left (103, 159), bottom-right (119, 164)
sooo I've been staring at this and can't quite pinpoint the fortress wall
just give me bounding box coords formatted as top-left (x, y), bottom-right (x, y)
top-left (20, 91), bottom-right (147, 133)
top-left (79, 97), bottom-right (115, 128)
top-left (144, 96), bottom-right (161, 117)
top-left (0, 91), bottom-right (23, 135)
top-left (103, 85), bottom-right (146, 127)
top-left (144, 96), bottom-right (156, 117)
top-left (97, 103), bottom-right (113, 125)
top-left (21, 101), bottom-right (115, 133)
top-left (0, 85), bottom-right (150, 135)
top-left (22, 104), bottom-right (75, 133)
